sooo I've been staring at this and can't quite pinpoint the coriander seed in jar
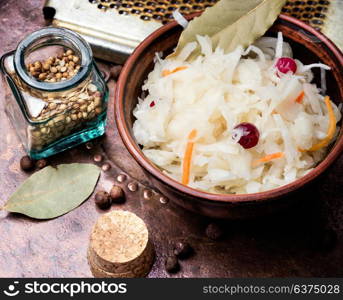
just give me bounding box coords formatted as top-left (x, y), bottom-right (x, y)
top-left (0, 27), bottom-right (108, 159)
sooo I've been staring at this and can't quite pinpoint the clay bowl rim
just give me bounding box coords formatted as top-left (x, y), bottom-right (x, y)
top-left (115, 13), bottom-right (343, 204)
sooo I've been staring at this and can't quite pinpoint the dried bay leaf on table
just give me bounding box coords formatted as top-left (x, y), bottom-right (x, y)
top-left (169, 0), bottom-right (287, 61)
top-left (3, 163), bottom-right (100, 219)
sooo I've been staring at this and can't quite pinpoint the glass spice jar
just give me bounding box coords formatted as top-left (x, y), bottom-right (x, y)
top-left (0, 27), bottom-right (108, 159)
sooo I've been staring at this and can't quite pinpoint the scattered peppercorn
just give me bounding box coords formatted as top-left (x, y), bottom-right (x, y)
top-left (110, 185), bottom-right (125, 203)
top-left (20, 155), bottom-right (35, 171)
top-left (164, 255), bottom-right (180, 273)
top-left (95, 191), bottom-right (112, 210)
top-left (205, 223), bottom-right (223, 240)
top-left (173, 241), bottom-right (192, 259)
top-left (36, 158), bottom-right (48, 169)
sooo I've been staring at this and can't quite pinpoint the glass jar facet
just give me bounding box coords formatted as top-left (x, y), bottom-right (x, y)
top-left (0, 28), bottom-right (108, 159)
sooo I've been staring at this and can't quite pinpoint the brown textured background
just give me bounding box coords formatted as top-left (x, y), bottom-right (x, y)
top-left (0, 0), bottom-right (343, 278)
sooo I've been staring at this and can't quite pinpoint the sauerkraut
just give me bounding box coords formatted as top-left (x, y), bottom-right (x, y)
top-left (132, 33), bottom-right (341, 194)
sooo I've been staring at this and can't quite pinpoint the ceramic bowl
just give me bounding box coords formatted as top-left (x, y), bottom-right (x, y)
top-left (115, 14), bottom-right (343, 218)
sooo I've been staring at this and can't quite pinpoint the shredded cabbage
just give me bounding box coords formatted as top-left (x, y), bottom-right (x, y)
top-left (133, 33), bottom-right (341, 194)
top-left (172, 9), bottom-right (189, 29)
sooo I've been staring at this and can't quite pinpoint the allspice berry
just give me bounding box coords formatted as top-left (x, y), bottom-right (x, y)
top-left (109, 185), bottom-right (125, 203)
top-left (164, 255), bottom-right (179, 273)
top-left (36, 159), bottom-right (48, 169)
top-left (66, 49), bottom-right (73, 56)
top-left (95, 191), bottom-right (112, 210)
top-left (205, 223), bottom-right (223, 240)
top-left (20, 155), bottom-right (34, 171)
top-left (27, 50), bottom-right (81, 83)
top-left (34, 61), bottom-right (42, 69)
top-left (173, 241), bottom-right (192, 259)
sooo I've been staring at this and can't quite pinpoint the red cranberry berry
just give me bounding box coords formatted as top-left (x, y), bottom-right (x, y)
top-left (276, 57), bottom-right (297, 75)
top-left (150, 101), bottom-right (155, 107)
top-left (233, 122), bottom-right (260, 149)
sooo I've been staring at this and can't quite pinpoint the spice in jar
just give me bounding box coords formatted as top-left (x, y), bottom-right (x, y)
top-left (27, 49), bottom-right (81, 83)
top-left (9, 70), bottom-right (104, 151)
top-left (1, 27), bottom-right (108, 160)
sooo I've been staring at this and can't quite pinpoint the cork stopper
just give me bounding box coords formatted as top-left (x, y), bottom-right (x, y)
top-left (88, 210), bottom-right (154, 278)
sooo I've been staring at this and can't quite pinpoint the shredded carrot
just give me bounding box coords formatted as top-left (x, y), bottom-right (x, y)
top-left (299, 96), bottom-right (336, 152)
top-left (295, 91), bottom-right (305, 103)
top-left (252, 152), bottom-right (284, 167)
top-left (181, 129), bottom-right (197, 185)
top-left (162, 66), bottom-right (188, 77)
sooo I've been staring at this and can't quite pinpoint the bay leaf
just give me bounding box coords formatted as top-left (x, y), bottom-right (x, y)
top-left (3, 163), bottom-right (100, 219)
top-left (169, 0), bottom-right (287, 60)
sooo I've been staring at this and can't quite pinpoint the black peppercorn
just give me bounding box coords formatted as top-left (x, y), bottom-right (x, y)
top-left (36, 159), bottom-right (48, 169)
top-left (173, 241), bottom-right (192, 259)
top-left (20, 155), bottom-right (34, 171)
top-left (205, 223), bottom-right (223, 240)
top-left (164, 255), bottom-right (179, 273)
top-left (95, 191), bottom-right (112, 210)
top-left (110, 185), bottom-right (125, 203)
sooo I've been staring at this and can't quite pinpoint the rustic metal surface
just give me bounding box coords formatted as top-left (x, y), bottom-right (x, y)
top-left (87, 0), bottom-right (332, 29)
top-left (0, 0), bottom-right (343, 278)
top-left (44, 0), bottom-right (161, 63)
top-left (44, 0), bottom-right (343, 63)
